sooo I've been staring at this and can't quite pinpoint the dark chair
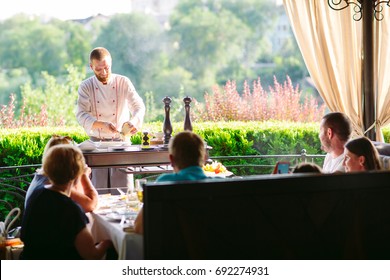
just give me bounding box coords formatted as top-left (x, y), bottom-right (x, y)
top-left (143, 171), bottom-right (390, 260)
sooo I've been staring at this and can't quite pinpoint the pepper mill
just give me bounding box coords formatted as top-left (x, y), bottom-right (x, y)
top-left (142, 131), bottom-right (150, 146)
top-left (183, 96), bottom-right (193, 131)
top-left (163, 96), bottom-right (173, 145)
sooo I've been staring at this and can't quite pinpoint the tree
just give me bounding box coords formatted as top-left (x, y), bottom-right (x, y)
top-left (169, 4), bottom-right (250, 82)
top-left (168, 0), bottom-right (280, 99)
top-left (93, 13), bottom-right (165, 94)
top-left (0, 15), bottom-right (68, 79)
top-left (273, 34), bottom-right (308, 84)
top-left (0, 15), bottom-right (92, 103)
top-left (20, 65), bottom-right (85, 126)
top-left (51, 19), bottom-right (92, 69)
top-left (217, 0), bottom-right (278, 65)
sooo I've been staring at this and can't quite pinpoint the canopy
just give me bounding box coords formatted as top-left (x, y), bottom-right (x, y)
top-left (283, 0), bottom-right (390, 142)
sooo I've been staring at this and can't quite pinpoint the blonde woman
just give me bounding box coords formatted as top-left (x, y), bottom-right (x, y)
top-left (21, 144), bottom-right (113, 259)
top-left (25, 135), bottom-right (98, 212)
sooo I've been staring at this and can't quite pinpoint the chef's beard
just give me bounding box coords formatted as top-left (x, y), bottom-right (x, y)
top-left (96, 73), bottom-right (111, 85)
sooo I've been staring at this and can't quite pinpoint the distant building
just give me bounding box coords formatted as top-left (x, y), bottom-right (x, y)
top-left (70, 13), bottom-right (110, 31)
top-left (71, 0), bottom-right (179, 28)
top-left (270, 12), bottom-right (292, 53)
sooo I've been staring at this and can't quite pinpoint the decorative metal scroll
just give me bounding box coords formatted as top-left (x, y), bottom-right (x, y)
top-left (328, 0), bottom-right (390, 21)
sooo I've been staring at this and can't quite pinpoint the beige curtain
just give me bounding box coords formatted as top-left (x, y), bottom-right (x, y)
top-left (283, 0), bottom-right (364, 136)
top-left (374, 7), bottom-right (390, 141)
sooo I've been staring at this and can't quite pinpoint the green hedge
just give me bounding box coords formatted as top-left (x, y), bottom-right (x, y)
top-left (1, 122), bottom-right (389, 167)
top-left (2, 122), bottom-right (387, 223)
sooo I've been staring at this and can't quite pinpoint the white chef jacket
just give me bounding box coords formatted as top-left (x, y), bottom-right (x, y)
top-left (76, 74), bottom-right (145, 139)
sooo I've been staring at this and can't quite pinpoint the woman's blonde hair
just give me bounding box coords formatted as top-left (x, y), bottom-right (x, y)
top-left (43, 135), bottom-right (73, 158)
top-left (42, 144), bottom-right (85, 186)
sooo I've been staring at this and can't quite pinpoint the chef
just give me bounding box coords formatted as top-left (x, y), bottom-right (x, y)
top-left (76, 47), bottom-right (145, 190)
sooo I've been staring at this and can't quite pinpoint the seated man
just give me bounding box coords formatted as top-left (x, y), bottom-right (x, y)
top-left (134, 131), bottom-right (207, 234)
top-left (319, 112), bottom-right (352, 173)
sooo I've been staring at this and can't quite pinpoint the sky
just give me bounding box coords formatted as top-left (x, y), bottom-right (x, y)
top-left (0, 0), bottom-right (133, 21)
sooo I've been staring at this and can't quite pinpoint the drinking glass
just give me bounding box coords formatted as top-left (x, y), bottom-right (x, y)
top-left (135, 179), bottom-right (147, 203)
top-left (126, 188), bottom-right (139, 211)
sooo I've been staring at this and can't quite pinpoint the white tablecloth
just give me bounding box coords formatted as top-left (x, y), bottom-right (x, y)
top-left (87, 210), bottom-right (143, 259)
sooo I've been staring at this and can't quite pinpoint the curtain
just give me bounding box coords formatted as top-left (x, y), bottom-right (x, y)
top-left (374, 7), bottom-right (390, 141)
top-left (283, 0), bottom-right (364, 136)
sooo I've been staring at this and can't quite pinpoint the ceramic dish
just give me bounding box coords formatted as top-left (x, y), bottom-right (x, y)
top-left (141, 146), bottom-right (156, 151)
top-left (97, 141), bottom-right (132, 148)
top-left (109, 147), bottom-right (127, 151)
top-left (106, 213), bottom-right (123, 222)
top-left (204, 171), bottom-right (233, 178)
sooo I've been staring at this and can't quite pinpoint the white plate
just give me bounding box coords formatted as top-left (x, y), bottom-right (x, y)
top-left (94, 208), bottom-right (112, 215)
top-left (97, 141), bottom-right (131, 148)
top-left (78, 140), bottom-right (98, 151)
top-left (141, 146), bottom-right (156, 151)
top-left (81, 149), bottom-right (96, 152)
top-left (109, 147), bottom-right (127, 151)
top-left (106, 213), bottom-right (123, 221)
top-left (204, 171), bottom-right (233, 177)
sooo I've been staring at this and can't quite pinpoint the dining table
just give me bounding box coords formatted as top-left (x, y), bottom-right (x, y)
top-left (82, 143), bottom-right (171, 171)
top-left (87, 194), bottom-right (144, 260)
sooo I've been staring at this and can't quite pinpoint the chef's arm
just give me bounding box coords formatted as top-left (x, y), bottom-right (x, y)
top-left (92, 121), bottom-right (118, 134)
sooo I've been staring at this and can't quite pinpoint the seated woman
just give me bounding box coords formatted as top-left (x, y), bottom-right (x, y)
top-left (21, 144), bottom-right (113, 259)
top-left (25, 135), bottom-right (98, 213)
top-left (343, 136), bottom-right (382, 172)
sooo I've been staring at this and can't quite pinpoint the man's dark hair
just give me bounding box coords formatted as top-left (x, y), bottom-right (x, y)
top-left (322, 112), bottom-right (352, 142)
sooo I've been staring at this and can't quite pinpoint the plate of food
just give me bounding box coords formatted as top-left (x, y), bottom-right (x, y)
top-left (203, 161), bottom-right (233, 177)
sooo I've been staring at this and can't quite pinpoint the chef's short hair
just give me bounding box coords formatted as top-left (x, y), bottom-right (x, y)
top-left (90, 47), bottom-right (111, 63)
top-left (169, 131), bottom-right (205, 170)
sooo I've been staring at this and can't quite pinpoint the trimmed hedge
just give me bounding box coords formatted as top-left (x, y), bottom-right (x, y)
top-left (1, 122), bottom-right (389, 167)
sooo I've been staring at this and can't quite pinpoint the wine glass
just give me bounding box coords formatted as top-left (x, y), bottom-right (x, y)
top-left (125, 187), bottom-right (139, 212)
top-left (135, 179), bottom-right (147, 203)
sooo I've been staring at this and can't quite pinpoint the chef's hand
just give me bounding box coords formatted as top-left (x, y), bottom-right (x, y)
top-left (93, 121), bottom-right (117, 134)
top-left (122, 121), bottom-right (138, 135)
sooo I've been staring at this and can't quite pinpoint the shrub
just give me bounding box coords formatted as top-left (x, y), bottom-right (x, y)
top-left (194, 76), bottom-right (327, 122)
